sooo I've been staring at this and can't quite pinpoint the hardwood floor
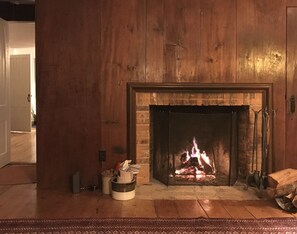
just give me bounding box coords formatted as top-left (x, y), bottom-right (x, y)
top-left (10, 128), bottom-right (36, 164)
top-left (1, 128), bottom-right (296, 219)
top-left (0, 184), bottom-right (296, 219)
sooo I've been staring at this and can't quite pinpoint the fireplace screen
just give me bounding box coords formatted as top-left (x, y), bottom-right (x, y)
top-left (150, 105), bottom-right (248, 186)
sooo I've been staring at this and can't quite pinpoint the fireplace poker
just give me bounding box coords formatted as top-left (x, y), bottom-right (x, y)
top-left (245, 109), bottom-right (261, 190)
top-left (258, 108), bottom-right (269, 197)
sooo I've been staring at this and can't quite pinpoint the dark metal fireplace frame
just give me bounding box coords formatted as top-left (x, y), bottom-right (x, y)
top-left (127, 83), bottom-right (274, 177)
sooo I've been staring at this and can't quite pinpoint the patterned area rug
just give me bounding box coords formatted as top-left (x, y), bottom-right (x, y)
top-left (0, 217), bottom-right (296, 234)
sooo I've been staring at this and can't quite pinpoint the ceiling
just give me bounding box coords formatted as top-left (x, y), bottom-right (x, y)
top-left (0, 0), bottom-right (35, 21)
top-left (0, 0), bottom-right (34, 4)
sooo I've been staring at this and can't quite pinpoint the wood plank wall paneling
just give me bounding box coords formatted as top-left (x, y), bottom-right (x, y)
top-left (164, 0), bottom-right (201, 82)
top-left (286, 0), bottom-right (297, 6)
top-left (146, 0), bottom-right (164, 82)
top-left (99, 0), bottom-right (146, 168)
top-left (36, 0), bottom-right (102, 189)
top-left (36, 0), bottom-right (297, 189)
top-left (199, 0), bottom-right (236, 82)
top-left (286, 7), bottom-right (297, 168)
top-left (237, 0), bottom-right (286, 171)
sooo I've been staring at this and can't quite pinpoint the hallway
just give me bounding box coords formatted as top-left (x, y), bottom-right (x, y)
top-left (10, 128), bottom-right (36, 164)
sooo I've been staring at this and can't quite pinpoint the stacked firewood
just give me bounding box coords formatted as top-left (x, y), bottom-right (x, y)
top-left (267, 168), bottom-right (297, 212)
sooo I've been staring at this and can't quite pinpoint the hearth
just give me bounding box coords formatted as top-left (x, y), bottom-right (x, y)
top-left (127, 83), bottom-right (273, 185)
top-left (150, 105), bottom-right (248, 186)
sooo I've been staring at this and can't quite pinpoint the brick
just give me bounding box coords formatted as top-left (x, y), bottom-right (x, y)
top-left (133, 90), bottom-right (264, 182)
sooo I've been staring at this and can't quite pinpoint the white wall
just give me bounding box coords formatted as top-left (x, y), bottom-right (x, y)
top-left (8, 22), bottom-right (36, 115)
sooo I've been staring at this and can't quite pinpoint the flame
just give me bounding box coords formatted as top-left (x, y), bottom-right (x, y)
top-left (175, 137), bottom-right (214, 177)
top-left (189, 137), bottom-right (211, 169)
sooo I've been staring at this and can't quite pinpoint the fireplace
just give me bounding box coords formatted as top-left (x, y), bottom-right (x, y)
top-left (127, 83), bottom-right (273, 185)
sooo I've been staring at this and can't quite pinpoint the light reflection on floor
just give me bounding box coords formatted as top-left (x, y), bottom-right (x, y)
top-left (135, 179), bottom-right (262, 200)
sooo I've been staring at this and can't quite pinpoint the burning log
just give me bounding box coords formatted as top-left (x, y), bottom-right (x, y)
top-left (199, 151), bottom-right (213, 174)
top-left (174, 137), bottom-right (216, 185)
top-left (175, 166), bottom-right (196, 175)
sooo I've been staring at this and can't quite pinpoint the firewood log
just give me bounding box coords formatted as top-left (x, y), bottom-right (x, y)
top-left (293, 195), bottom-right (297, 209)
top-left (275, 181), bottom-right (297, 197)
top-left (268, 168), bottom-right (297, 189)
top-left (285, 192), bottom-right (296, 200)
top-left (266, 187), bottom-right (277, 199)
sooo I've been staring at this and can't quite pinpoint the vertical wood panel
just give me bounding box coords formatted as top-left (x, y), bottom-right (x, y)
top-left (199, 0), bottom-right (237, 82)
top-left (80, 1), bottom-right (102, 185)
top-left (36, 0), bottom-right (101, 189)
top-left (146, 0), bottom-right (164, 82)
top-left (164, 0), bottom-right (201, 82)
top-left (286, 0), bottom-right (297, 6)
top-left (100, 0), bottom-right (146, 168)
top-left (286, 7), bottom-right (297, 168)
top-left (237, 0), bottom-right (286, 172)
top-left (237, 0), bottom-right (285, 82)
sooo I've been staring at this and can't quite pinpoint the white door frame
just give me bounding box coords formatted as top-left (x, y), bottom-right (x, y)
top-left (0, 19), bottom-right (11, 168)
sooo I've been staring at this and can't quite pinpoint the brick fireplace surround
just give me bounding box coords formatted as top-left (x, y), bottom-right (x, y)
top-left (127, 83), bottom-right (273, 185)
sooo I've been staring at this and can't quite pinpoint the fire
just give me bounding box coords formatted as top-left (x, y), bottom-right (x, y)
top-left (175, 137), bottom-right (215, 181)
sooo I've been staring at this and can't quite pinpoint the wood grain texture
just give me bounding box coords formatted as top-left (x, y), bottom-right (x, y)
top-left (175, 200), bottom-right (207, 218)
top-left (155, 200), bottom-right (178, 218)
top-left (146, 0), bottom-right (164, 82)
top-left (220, 200), bottom-right (255, 219)
top-left (36, 0), bottom-right (296, 189)
top-left (244, 200), bottom-right (294, 219)
top-left (199, 200), bottom-right (231, 218)
top-left (11, 130), bottom-right (36, 163)
top-left (286, 7), bottom-right (297, 169)
top-left (199, 0), bottom-right (236, 82)
top-left (237, 0), bottom-right (286, 172)
top-left (286, 0), bottom-right (297, 6)
top-left (99, 0), bottom-right (146, 170)
top-left (121, 199), bottom-right (157, 218)
top-left (0, 184), bottom-right (296, 219)
top-left (36, 0), bottom-right (102, 189)
top-left (164, 0), bottom-right (201, 82)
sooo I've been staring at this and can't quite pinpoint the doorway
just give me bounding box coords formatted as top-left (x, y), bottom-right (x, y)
top-left (9, 21), bottom-right (36, 164)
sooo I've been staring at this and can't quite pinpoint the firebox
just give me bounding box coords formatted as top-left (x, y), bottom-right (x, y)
top-left (150, 105), bottom-right (249, 186)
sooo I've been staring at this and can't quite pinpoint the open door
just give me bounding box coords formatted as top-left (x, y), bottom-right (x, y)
top-left (10, 54), bottom-right (31, 132)
top-left (0, 19), bottom-right (10, 168)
